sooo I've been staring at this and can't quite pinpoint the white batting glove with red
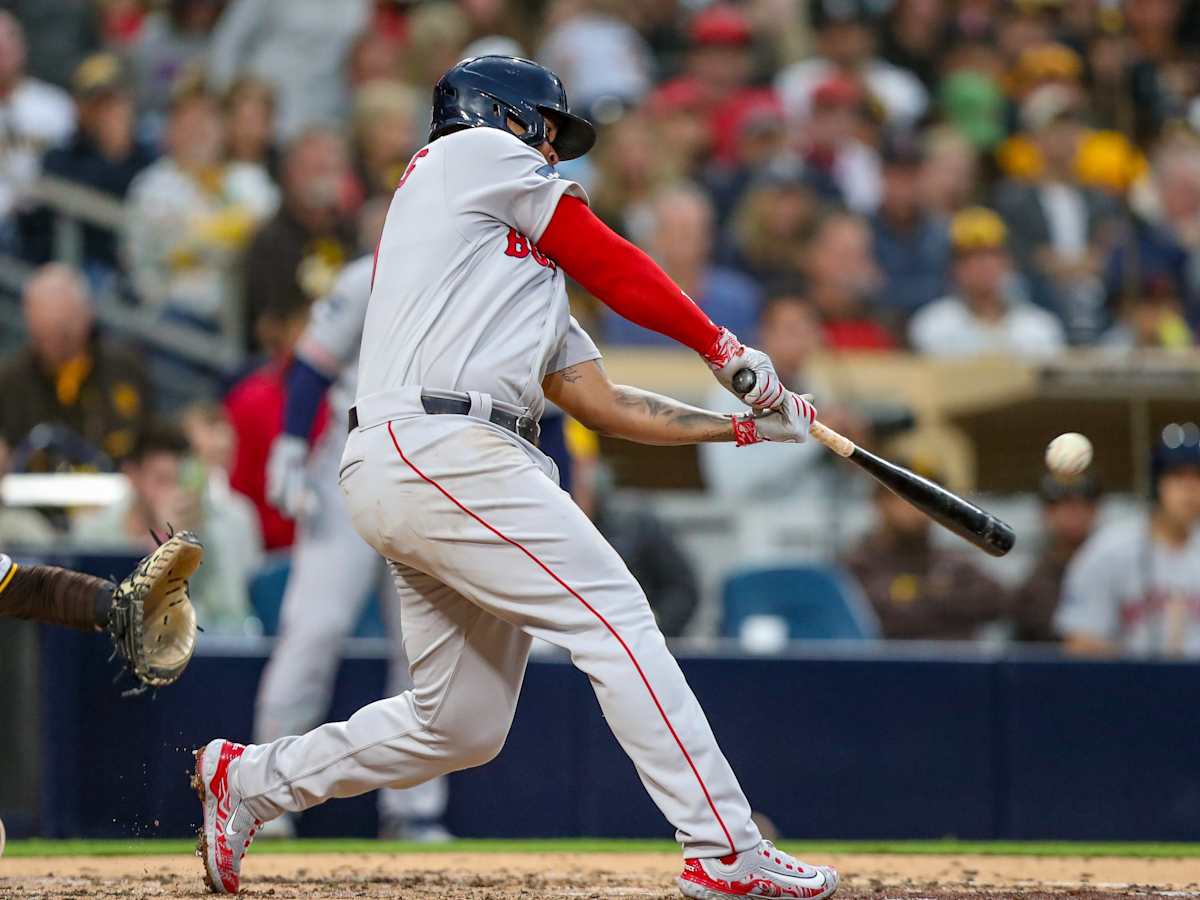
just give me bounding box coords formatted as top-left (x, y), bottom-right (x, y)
top-left (266, 434), bottom-right (318, 519)
top-left (702, 327), bottom-right (787, 411)
top-left (731, 392), bottom-right (817, 446)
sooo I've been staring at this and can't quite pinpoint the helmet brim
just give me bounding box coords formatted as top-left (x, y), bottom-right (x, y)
top-left (542, 107), bottom-right (595, 160)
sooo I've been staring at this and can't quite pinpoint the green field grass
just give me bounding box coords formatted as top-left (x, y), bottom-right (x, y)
top-left (6, 838), bottom-right (1200, 859)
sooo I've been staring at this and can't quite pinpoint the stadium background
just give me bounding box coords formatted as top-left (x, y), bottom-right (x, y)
top-left (0, 0), bottom-right (1198, 850)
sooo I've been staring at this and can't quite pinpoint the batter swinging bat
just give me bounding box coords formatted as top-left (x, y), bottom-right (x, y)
top-left (732, 369), bottom-right (1015, 558)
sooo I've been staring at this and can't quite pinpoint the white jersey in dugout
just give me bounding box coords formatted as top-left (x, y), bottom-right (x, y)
top-left (358, 126), bottom-right (600, 421)
top-left (297, 254), bottom-right (374, 422)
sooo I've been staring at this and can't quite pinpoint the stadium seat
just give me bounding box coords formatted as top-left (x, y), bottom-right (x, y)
top-left (248, 552), bottom-right (388, 638)
top-left (720, 565), bottom-right (880, 642)
top-left (247, 553), bottom-right (292, 635)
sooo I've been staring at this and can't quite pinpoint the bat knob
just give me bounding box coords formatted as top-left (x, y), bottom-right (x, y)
top-left (732, 369), bottom-right (756, 396)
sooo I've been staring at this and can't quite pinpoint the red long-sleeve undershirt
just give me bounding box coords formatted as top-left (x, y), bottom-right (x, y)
top-left (537, 196), bottom-right (721, 355)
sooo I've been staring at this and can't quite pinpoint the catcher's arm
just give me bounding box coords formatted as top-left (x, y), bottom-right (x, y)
top-left (0, 532), bottom-right (204, 694)
top-left (0, 554), bottom-right (115, 631)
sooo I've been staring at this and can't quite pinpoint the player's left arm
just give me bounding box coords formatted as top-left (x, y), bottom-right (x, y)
top-left (543, 359), bottom-right (813, 446)
top-left (544, 359), bottom-right (731, 446)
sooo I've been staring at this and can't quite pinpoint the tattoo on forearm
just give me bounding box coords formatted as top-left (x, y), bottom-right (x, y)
top-left (611, 386), bottom-right (733, 444)
top-left (614, 388), bottom-right (674, 417)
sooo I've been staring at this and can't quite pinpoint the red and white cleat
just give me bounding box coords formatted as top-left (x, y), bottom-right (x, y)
top-left (192, 739), bottom-right (263, 894)
top-left (679, 841), bottom-right (839, 899)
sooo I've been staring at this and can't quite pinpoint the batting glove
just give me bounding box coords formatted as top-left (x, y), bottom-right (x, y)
top-left (731, 392), bottom-right (817, 446)
top-left (702, 327), bottom-right (787, 411)
top-left (266, 434), bottom-right (317, 519)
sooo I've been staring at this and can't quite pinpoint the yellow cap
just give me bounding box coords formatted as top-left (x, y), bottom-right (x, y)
top-left (950, 207), bottom-right (1007, 252)
top-left (1014, 42), bottom-right (1082, 92)
top-left (72, 53), bottom-right (126, 99)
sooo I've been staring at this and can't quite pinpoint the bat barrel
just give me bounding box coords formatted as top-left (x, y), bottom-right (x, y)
top-left (977, 514), bottom-right (1017, 557)
top-left (730, 366), bottom-right (1016, 557)
top-left (852, 446), bottom-right (1016, 557)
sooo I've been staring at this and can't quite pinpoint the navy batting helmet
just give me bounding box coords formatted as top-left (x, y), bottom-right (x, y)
top-left (1151, 423), bottom-right (1200, 498)
top-left (429, 56), bottom-right (596, 161)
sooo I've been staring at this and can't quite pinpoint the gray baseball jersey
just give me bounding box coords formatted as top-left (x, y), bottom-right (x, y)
top-left (1055, 515), bottom-right (1200, 657)
top-left (358, 126), bottom-right (599, 420)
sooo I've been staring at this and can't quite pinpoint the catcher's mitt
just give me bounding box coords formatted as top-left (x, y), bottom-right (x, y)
top-left (108, 530), bottom-right (203, 695)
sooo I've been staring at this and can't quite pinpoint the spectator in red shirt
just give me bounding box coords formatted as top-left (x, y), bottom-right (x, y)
top-left (225, 308), bottom-right (329, 549)
top-left (659, 4), bottom-right (778, 167)
top-left (803, 210), bottom-right (896, 350)
top-left (798, 75), bottom-right (882, 214)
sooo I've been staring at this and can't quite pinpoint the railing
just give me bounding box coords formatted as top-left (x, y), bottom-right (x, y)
top-left (17, 175), bottom-right (248, 374)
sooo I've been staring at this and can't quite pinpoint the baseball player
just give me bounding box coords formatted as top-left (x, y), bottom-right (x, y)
top-left (195, 56), bottom-right (837, 899)
top-left (1055, 434), bottom-right (1200, 656)
top-left (257, 255), bottom-right (448, 840)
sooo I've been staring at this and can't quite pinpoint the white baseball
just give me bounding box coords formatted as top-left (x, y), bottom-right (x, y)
top-left (1046, 433), bottom-right (1093, 476)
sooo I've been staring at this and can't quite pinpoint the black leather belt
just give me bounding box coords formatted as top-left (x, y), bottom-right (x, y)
top-left (349, 395), bottom-right (539, 445)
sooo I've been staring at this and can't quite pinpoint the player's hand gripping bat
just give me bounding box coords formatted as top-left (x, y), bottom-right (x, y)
top-left (732, 369), bottom-right (1015, 557)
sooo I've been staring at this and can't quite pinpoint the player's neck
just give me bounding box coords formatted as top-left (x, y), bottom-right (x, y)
top-left (1151, 510), bottom-right (1192, 549)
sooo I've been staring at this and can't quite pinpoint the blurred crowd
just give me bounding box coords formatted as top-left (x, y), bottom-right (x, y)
top-left (6, 0), bottom-right (1200, 356)
top-left (0, 0), bottom-right (1198, 652)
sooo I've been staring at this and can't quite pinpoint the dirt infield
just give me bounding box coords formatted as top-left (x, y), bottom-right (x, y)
top-left (3, 851), bottom-right (1199, 899)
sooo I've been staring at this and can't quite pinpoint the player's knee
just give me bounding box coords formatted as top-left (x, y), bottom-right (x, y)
top-left (446, 717), bottom-right (510, 769)
top-left (430, 709), bottom-right (511, 770)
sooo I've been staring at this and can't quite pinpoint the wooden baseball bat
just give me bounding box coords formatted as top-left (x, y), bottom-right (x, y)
top-left (732, 369), bottom-right (1015, 557)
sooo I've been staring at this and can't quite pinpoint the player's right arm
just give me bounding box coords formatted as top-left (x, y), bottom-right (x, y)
top-left (537, 196), bottom-right (791, 411)
top-left (543, 359), bottom-right (814, 447)
top-left (441, 128), bottom-right (798, 414)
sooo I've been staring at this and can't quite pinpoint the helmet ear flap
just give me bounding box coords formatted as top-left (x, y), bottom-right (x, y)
top-left (505, 101), bottom-right (547, 149)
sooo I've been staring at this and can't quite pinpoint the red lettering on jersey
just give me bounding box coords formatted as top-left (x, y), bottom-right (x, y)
top-left (505, 228), bottom-right (530, 258)
top-left (504, 228), bottom-right (557, 270)
top-left (396, 148), bottom-right (430, 190)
